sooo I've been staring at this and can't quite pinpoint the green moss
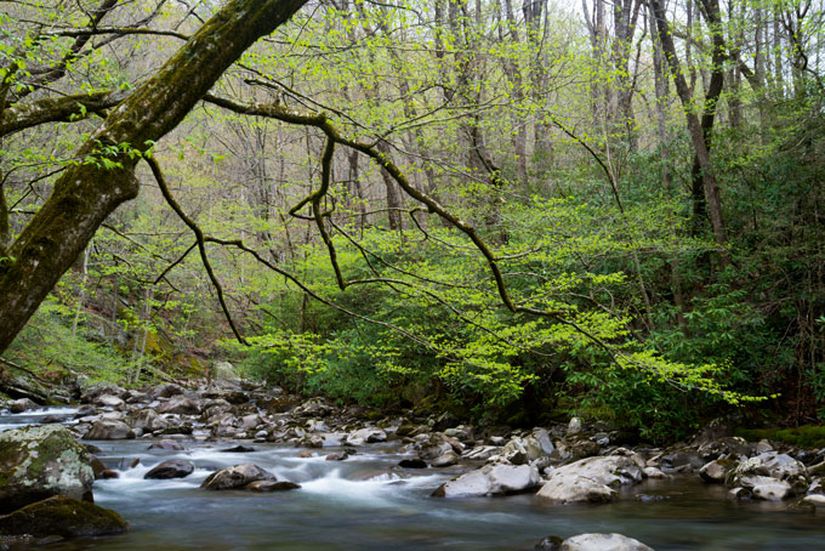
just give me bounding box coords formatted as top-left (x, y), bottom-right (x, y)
top-left (0, 496), bottom-right (127, 537)
top-left (734, 425), bottom-right (825, 449)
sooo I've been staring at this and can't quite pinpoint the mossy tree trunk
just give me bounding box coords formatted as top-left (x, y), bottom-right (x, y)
top-left (0, 0), bottom-right (307, 353)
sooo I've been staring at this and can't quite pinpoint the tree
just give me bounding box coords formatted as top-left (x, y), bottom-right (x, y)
top-left (0, 0), bottom-right (307, 353)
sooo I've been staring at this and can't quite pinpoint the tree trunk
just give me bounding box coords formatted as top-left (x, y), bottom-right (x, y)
top-left (0, 0), bottom-right (307, 353)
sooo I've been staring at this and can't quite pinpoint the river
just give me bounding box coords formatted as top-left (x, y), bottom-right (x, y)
top-left (2, 407), bottom-right (825, 550)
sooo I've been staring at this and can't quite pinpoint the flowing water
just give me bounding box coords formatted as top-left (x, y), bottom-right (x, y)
top-left (3, 408), bottom-right (825, 550)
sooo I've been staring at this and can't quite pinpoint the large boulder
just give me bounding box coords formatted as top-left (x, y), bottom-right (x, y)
top-left (83, 419), bottom-right (134, 440)
top-left (0, 425), bottom-right (94, 514)
top-left (200, 463), bottom-right (277, 491)
top-left (345, 428), bottom-right (387, 446)
top-left (144, 460), bottom-right (194, 480)
top-left (8, 398), bottom-right (38, 414)
top-left (433, 464), bottom-right (541, 497)
top-left (729, 452), bottom-right (808, 500)
top-left (0, 496), bottom-right (127, 538)
top-left (537, 455), bottom-right (644, 504)
top-left (128, 409), bottom-right (168, 433)
top-left (546, 533), bottom-right (654, 551)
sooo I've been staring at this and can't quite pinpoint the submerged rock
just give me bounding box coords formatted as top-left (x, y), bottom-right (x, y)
top-left (0, 425), bottom-right (94, 514)
top-left (245, 480), bottom-right (300, 492)
top-left (0, 496), bottom-right (127, 538)
top-left (201, 463), bottom-right (276, 490)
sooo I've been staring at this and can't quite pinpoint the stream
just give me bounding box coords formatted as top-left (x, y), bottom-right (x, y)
top-left (3, 408), bottom-right (825, 550)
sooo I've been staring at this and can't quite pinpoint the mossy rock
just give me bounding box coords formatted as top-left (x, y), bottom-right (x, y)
top-left (0, 425), bottom-right (94, 514)
top-left (735, 425), bottom-right (825, 449)
top-left (0, 495), bottom-right (127, 538)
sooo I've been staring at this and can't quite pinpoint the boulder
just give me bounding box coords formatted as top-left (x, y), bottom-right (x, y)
top-left (200, 463), bottom-right (276, 490)
top-left (557, 533), bottom-right (653, 551)
top-left (80, 383), bottom-right (125, 403)
top-left (502, 436), bottom-right (545, 465)
top-left (144, 460), bottom-right (194, 480)
top-left (94, 394), bottom-right (124, 409)
top-left (129, 409), bottom-right (168, 433)
top-left (0, 425), bottom-right (94, 514)
top-left (733, 452), bottom-right (807, 481)
top-left (83, 419), bottom-right (134, 440)
top-left (149, 383), bottom-right (184, 399)
top-left (433, 464), bottom-right (540, 497)
top-left (730, 452), bottom-right (808, 499)
top-left (733, 475), bottom-right (792, 501)
top-left (9, 398), bottom-right (37, 414)
top-left (147, 440), bottom-right (186, 451)
top-left (802, 494), bottom-right (825, 508)
top-left (0, 496), bottom-right (127, 538)
top-left (345, 428), bottom-right (387, 446)
top-left (537, 455), bottom-right (644, 504)
top-left (698, 460), bottom-right (729, 483)
top-left (157, 395), bottom-right (201, 415)
top-left (430, 450), bottom-right (459, 468)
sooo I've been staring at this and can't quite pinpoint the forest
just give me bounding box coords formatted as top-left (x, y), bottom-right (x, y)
top-left (0, 0), bottom-right (823, 442)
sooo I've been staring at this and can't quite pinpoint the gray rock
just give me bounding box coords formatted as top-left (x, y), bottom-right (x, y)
top-left (433, 464), bottom-right (540, 497)
top-left (83, 420), bottom-right (134, 440)
top-left (157, 395), bottom-right (201, 415)
top-left (0, 496), bottom-right (127, 538)
top-left (537, 455), bottom-right (644, 504)
top-left (201, 463), bottom-right (276, 490)
top-left (559, 533), bottom-right (654, 550)
top-left (430, 450), bottom-right (460, 467)
top-left (802, 494), bottom-right (825, 507)
top-left (144, 460), bottom-right (194, 480)
top-left (345, 428), bottom-right (387, 446)
top-left (244, 480), bottom-right (300, 492)
top-left (699, 460), bottom-right (728, 483)
top-left (0, 425), bottom-right (94, 514)
top-left (129, 409), bottom-right (168, 432)
top-left (567, 417), bottom-right (583, 435)
top-left (737, 475), bottom-right (791, 501)
top-left (94, 395), bottom-right (124, 409)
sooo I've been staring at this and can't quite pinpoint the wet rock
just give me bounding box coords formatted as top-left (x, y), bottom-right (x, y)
top-left (462, 446), bottom-right (501, 461)
top-left (433, 464), bottom-right (540, 497)
top-left (696, 436), bottom-right (752, 461)
top-left (148, 440), bottom-right (186, 451)
top-left (567, 417), bottom-right (583, 435)
top-left (802, 494), bottom-right (825, 508)
top-left (144, 460), bottom-right (194, 480)
top-left (0, 425), bottom-right (94, 514)
top-left (0, 496), bottom-right (127, 538)
top-left (536, 455), bottom-right (644, 504)
top-left (301, 435), bottom-right (325, 449)
top-left (80, 383), bottom-right (126, 403)
top-left (660, 450), bottom-right (705, 473)
top-left (398, 458), bottom-right (427, 469)
top-left (557, 533), bottom-right (653, 550)
top-left (219, 445), bottom-right (256, 453)
top-left (201, 463), bottom-right (277, 490)
top-left (430, 450), bottom-right (460, 468)
top-left (643, 467), bottom-right (667, 479)
top-left (83, 419), bottom-right (134, 440)
top-left (734, 452), bottom-right (807, 481)
top-left (149, 383), bottom-right (185, 399)
top-left (750, 478), bottom-right (791, 501)
top-left (502, 436), bottom-right (545, 465)
top-left (9, 398), bottom-right (37, 413)
top-left (244, 480), bottom-right (300, 492)
top-left (326, 452), bottom-right (349, 461)
top-left (730, 451), bottom-right (808, 499)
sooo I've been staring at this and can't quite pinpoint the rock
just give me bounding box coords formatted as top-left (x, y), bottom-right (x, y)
top-left (129, 409), bottom-right (168, 432)
top-left (94, 394), bottom-right (124, 409)
top-left (157, 395), bottom-right (201, 415)
top-left (433, 464), bottom-right (540, 497)
top-left (802, 494), bottom-right (825, 508)
top-left (535, 535), bottom-right (564, 550)
top-left (147, 440), bottom-right (186, 451)
top-left (730, 452), bottom-right (808, 498)
top-left (201, 463), bottom-right (276, 490)
top-left (502, 436), bottom-right (545, 465)
top-left (430, 450), bottom-right (459, 468)
top-left (699, 460), bottom-right (728, 483)
top-left (734, 452), bottom-right (807, 481)
top-left (326, 452), bottom-right (349, 461)
top-left (462, 446), bottom-right (501, 461)
top-left (567, 417), bottom-right (583, 435)
top-left (9, 398), bottom-right (37, 413)
top-left (219, 445), bottom-right (256, 453)
top-left (244, 480), bottom-right (301, 492)
top-left (0, 496), bottom-right (127, 538)
top-left (696, 436), bottom-right (752, 461)
top-left (0, 425), bottom-right (94, 514)
top-left (643, 467), bottom-right (667, 479)
top-left (80, 383), bottom-right (126, 403)
top-left (149, 383), bottom-right (185, 399)
top-left (536, 455), bottom-right (644, 504)
top-left (301, 435), bottom-right (325, 448)
top-left (533, 428), bottom-right (555, 456)
top-left (736, 475), bottom-right (791, 501)
top-left (558, 533), bottom-right (654, 550)
top-left (398, 459), bottom-right (427, 469)
top-left (660, 450), bottom-right (705, 473)
top-left (144, 460), bottom-right (194, 480)
top-left (345, 428), bottom-right (387, 446)
top-left (83, 419), bottom-right (134, 440)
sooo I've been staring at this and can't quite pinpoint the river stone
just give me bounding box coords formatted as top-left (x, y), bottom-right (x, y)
top-left (129, 409), bottom-right (168, 432)
top-left (148, 440), bottom-right (186, 451)
top-left (430, 450), bottom-right (459, 467)
top-left (736, 475), bottom-right (792, 501)
top-left (699, 460), bottom-right (729, 483)
top-left (83, 419), bottom-right (134, 440)
top-left (94, 394), bottom-right (125, 409)
top-left (157, 395), bottom-right (201, 415)
top-left (0, 424), bottom-right (94, 514)
top-left (345, 428), bottom-right (387, 446)
top-left (9, 398), bottom-right (37, 413)
top-left (0, 496), bottom-right (127, 538)
top-left (734, 452), bottom-right (807, 480)
top-left (244, 480), bottom-right (301, 492)
top-left (433, 464), bottom-right (540, 497)
top-left (502, 436), bottom-right (545, 465)
top-left (802, 494), bottom-right (825, 507)
top-left (201, 463), bottom-right (276, 490)
top-left (537, 455), bottom-right (644, 504)
top-left (144, 459), bottom-right (194, 480)
top-left (559, 533), bottom-right (654, 550)
top-left (567, 417), bottom-right (583, 435)
top-left (80, 383), bottom-right (126, 403)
